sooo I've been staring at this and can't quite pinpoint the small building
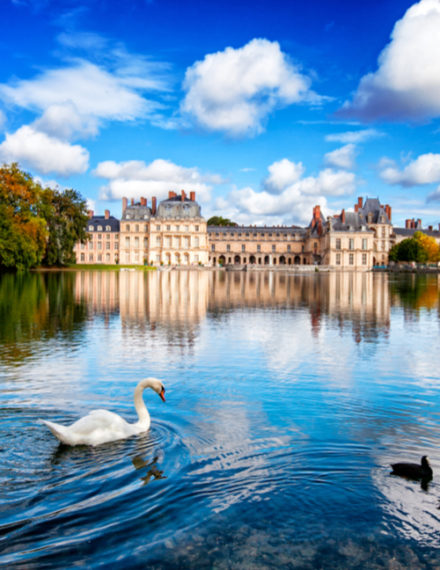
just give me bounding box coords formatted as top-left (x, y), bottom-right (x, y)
top-left (74, 210), bottom-right (120, 264)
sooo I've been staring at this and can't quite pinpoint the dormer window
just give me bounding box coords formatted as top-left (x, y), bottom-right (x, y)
top-left (88, 225), bottom-right (93, 231)
top-left (97, 225), bottom-right (102, 231)
top-left (105, 225), bottom-right (111, 231)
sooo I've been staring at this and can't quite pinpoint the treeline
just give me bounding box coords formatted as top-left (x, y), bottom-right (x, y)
top-left (389, 231), bottom-right (440, 263)
top-left (0, 163), bottom-right (89, 271)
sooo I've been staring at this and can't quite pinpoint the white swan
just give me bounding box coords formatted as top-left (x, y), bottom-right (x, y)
top-left (41, 377), bottom-right (166, 446)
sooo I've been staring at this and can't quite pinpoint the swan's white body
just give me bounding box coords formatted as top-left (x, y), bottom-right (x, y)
top-left (42, 377), bottom-right (165, 446)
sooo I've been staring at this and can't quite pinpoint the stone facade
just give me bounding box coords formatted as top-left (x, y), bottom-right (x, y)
top-left (74, 192), bottom-right (434, 270)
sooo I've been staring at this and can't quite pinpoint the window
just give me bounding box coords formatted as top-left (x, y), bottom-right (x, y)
top-left (81, 243), bottom-right (85, 250)
top-left (194, 237), bottom-right (199, 247)
top-left (362, 238), bottom-right (367, 250)
top-left (362, 253), bottom-right (367, 264)
top-left (106, 242), bottom-right (110, 250)
top-left (272, 245), bottom-right (276, 252)
top-left (106, 233), bottom-right (110, 240)
top-left (88, 225), bottom-right (94, 231)
top-left (106, 225), bottom-right (111, 231)
top-left (226, 244), bottom-right (231, 252)
top-left (125, 224), bottom-right (130, 231)
top-left (156, 236), bottom-right (161, 244)
top-left (98, 242), bottom-right (102, 249)
top-left (134, 237), bottom-right (139, 248)
top-left (166, 225), bottom-right (171, 231)
top-left (185, 225), bottom-right (189, 231)
top-left (125, 237), bottom-right (130, 247)
top-left (349, 238), bottom-right (354, 250)
top-left (144, 238), bottom-right (148, 248)
top-left (382, 227), bottom-right (386, 237)
top-left (135, 224), bottom-right (139, 232)
top-left (144, 224), bottom-right (148, 232)
top-left (257, 244), bottom-right (261, 252)
top-left (194, 254), bottom-right (199, 263)
top-left (156, 225), bottom-right (161, 231)
top-left (106, 253), bottom-right (110, 262)
top-left (336, 253), bottom-right (341, 265)
top-left (195, 225), bottom-right (199, 231)
top-left (349, 253), bottom-right (354, 265)
top-left (115, 243), bottom-right (118, 250)
top-left (241, 244), bottom-right (245, 252)
top-left (175, 225), bottom-right (180, 231)
top-left (156, 254), bottom-right (160, 262)
top-left (287, 245), bottom-right (291, 252)
top-left (80, 253), bottom-right (85, 261)
top-left (89, 254), bottom-right (93, 261)
top-left (336, 238), bottom-right (341, 250)
top-left (97, 225), bottom-right (102, 231)
top-left (98, 254), bottom-right (102, 262)
top-left (211, 244), bottom-right (215, 252)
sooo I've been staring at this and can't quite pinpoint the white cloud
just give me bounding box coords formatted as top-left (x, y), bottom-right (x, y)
top-left (325, 128), bottom-right (382, 144)
top-left (339, 0), bottom-right (440, 121)
top-left (215, 159), bottom-right (356, 225)
top-left (0, 109), bottom-right (5, 131)
top-left (94, 159), bottom-right (221, 202)
top-left (0, 58), bottom-right (168, 140)
top-left (379, 153), bottom-right (440, 186)
top-left (324, 144), bottom-right (356, 170)
top-left (0, 125), bottom-right (89, 176)
top-left (181, 38), bottom-right (324, 136)
top-left (264, 158), bottom-right (305, 193)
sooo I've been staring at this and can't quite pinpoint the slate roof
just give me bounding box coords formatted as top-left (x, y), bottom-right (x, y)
top-left (157, 197), bottom-right (202, 219)
top-left (121, 204), bottom-right (152, 221)
top-left (87, 215), bottom-right (120, 232)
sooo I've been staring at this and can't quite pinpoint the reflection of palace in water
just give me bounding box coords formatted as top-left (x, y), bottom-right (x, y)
top-left (74, 270), bottom-right (395, 343)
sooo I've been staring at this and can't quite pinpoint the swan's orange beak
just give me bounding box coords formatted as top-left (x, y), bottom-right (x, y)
top-left (159, 388), bottom-right (166, 402)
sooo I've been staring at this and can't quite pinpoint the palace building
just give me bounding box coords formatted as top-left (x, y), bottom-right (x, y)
top-left (73, 191), bottom-right (439, 270)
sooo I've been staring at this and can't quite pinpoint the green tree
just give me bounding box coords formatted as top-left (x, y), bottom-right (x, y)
top-left (0, 163), bottom-right (47, 271)
top-left (39, 187), bottom-right (89, 266)
top-left (207, 216), bottom-right (237, 226)
top-left (388, 237), bottom-right (428, 263)
top-left (414, 231), bottom-right (440, 262)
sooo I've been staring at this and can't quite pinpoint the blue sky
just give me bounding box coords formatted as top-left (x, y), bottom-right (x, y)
top-left (1, 0), bottom-right (440, 227)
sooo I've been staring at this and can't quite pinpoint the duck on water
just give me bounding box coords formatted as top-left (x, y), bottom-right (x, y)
top-left (390, 456), bottom-right (433, 481)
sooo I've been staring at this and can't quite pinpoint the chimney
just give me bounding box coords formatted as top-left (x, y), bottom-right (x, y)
top-left (341, 209), bottom-right (346, 224)
top-left (428, 225), bottom-right (433, 231)
top-left (152, 196), bottom-right (157, 215)
top-left (140, 197), bottom-right (146, 207)
top-left (88, 210), bottom-right (94, 218)
top-left (358, 197), bottom-right (363, 209)
top-left (122, 197), bottom-right (127, 213)
top-left (385, 204), bottom-right (392, 221)
top-left (168, 191), bottom-right (173, 199)
top-left (190, 191), bottom-right (196, 201)
top-left (315, 205), bottom-right (321, 219)
top-left (354, 204), bottom-right (359, 213)
top-left (405, 219), bottom-right (411, 229)
top-left (181, 189), bottom-right (186, 201)
top-left (105, 209), bottom-right (110, 220)
top-left (131, 198), bottom-right (135, 206)
top-left (411, 219), bottom-right (415, 229)
top-left (417, 218), bottom-right (422, 228)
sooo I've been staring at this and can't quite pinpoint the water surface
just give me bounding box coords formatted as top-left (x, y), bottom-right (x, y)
top-left (1, 270), bottom-right (440, 568)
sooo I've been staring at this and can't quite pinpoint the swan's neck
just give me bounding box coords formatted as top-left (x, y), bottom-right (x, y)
top-left (134, 383), bottom-right (151, 427)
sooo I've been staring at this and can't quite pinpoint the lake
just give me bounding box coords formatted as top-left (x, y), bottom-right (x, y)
top-left (1, 269), bottom-right (440, 568)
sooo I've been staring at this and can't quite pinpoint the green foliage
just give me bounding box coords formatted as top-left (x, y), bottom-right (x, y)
top-left (389, 232), bottom-right (440, 264)
top-left (39, 187), bottom-right (89, 266)
top-left (207, 216), bottom-right (237, 226)
top-left (0, 163), bottom-right (89, 270)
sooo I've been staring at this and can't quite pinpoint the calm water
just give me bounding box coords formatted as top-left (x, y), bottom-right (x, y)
top-left (1, 270), bottom-right (440, 568)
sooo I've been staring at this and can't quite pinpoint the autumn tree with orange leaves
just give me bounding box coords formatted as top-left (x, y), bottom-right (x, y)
top-left (0, 163), bottom-right (89, 271)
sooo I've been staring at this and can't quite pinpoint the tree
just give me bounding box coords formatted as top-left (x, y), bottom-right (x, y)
top-left (207, 216), bottom-right (237, 226)
top-left (39, 188), bottom-right (89, 266)
top-left (388, 237), bottom-right (428, 263)
top-left (0, 164), bottom-right (47, 271)
top-left (414, 231), bottom-right (440, 262)
top-left (0, 163), bottom-right (89, 270)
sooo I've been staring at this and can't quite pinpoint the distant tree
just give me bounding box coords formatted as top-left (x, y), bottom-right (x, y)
top-left (207, 216), bottom-right (237, 226)
top-left (413, 231), bottom-right (440, 262)
top-left (388, 237), bottom-right (428, 263)
top-left (39, 188), bottom-right (89, 266)
top-left (0, 164), bottom-right (47, 271)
